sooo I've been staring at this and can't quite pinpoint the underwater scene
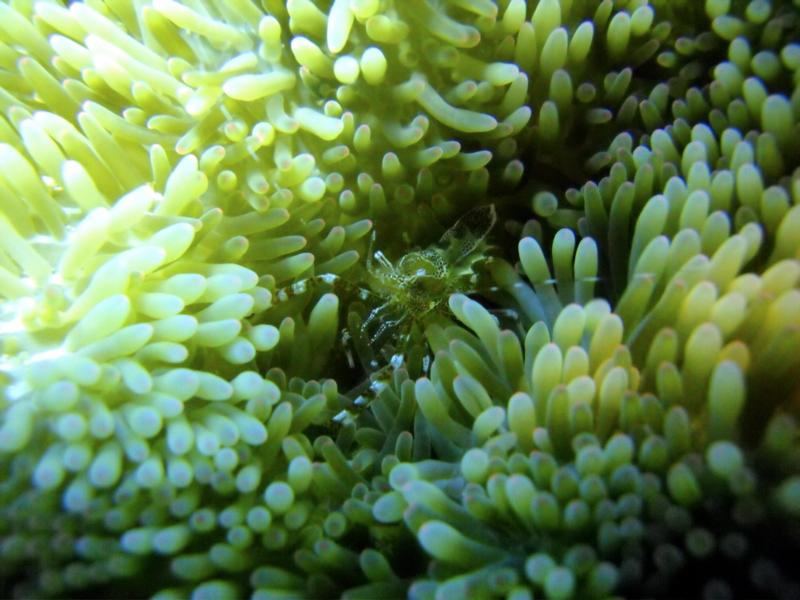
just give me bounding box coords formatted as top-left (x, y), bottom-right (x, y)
top-left (0, 0), bottom-right (800, 598)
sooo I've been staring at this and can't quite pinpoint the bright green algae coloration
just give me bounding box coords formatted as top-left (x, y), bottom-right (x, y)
top-left (0, 0), bottom-right (800, 598)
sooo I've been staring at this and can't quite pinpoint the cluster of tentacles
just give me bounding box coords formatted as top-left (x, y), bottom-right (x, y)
top-left (0, 0), bottom-right (799, 599)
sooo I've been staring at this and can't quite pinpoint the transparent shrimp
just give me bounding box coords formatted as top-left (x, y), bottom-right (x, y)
top-left (360, 205), bottom-right (498, 343)
top-left (267, 206), bottom-right (617, 406)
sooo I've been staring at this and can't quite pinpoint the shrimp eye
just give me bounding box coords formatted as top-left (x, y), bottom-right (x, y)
top-left (397, 253), bottom-right (436, 278)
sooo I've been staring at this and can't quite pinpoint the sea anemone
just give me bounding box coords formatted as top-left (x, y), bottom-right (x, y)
top-left (0, 0), bottom-right (799, 599)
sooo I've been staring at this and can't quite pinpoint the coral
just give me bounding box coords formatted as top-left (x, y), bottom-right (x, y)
top-left (0, 0), bottom-right (799, 599)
